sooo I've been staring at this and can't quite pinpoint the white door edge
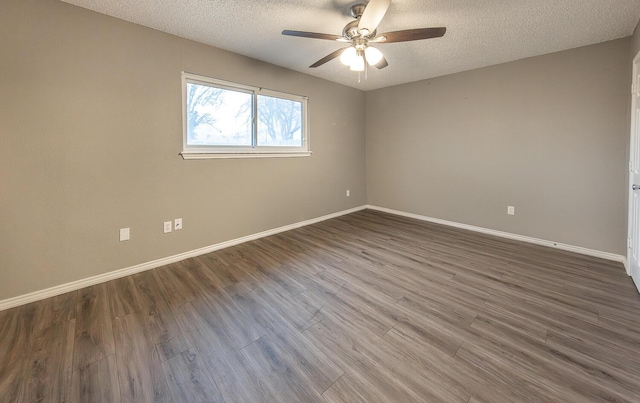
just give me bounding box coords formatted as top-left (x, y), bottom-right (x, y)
top-left (627, 50), bottom-right (640, 277)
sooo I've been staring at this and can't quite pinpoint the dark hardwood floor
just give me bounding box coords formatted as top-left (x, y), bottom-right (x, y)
top-left (1, 209), bottom-right (639, 402)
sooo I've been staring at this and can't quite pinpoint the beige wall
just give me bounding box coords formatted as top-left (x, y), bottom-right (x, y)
top-left (633, 20), bottom-right (640, 58)
top-left (0, 0), bottom-right (366, 300)
top-left (366, 38), bottom-right (630, 255)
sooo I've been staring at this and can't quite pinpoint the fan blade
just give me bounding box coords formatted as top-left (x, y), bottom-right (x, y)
top-left (282, 30), bottom-right (343, 41)
top-left (310, 48), bottom-right (349, 68)
top-left (374, 27), bottom-right (446, 43)
top-left (374, 56), bottom-right (388, 69)
top-left (358, 0), bottom-right (391, 34)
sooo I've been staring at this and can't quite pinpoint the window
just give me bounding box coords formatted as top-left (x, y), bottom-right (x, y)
top-left (181, 72), bottom-right (310, 159)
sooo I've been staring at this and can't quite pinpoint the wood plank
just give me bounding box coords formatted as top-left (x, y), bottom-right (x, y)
top-left (107, 276), bottom-right (145, 319)
top-left (322, 374), bottom-right (384, 403)
top-left (71, 354), bottom-right (121, 403)
top-left (112, 312), bottom-right (170, 402)
top-left (74, 284), bottom-right (115, 370)
top-left (455, 342), bottom-right (579, 402)
top-left (0, 304), bottom-right (37, 403)
top-left (33, 291), bottom-right (77, 334)
top-left (597, 305), bottom-right (640, 336)
top-left (233, 263), bottom-right (319, 331)
top-left (304, 320), bottom-right (426, 402)
top-left (466, 315), bottom-right (638, 401)
top-left (241, 336), bottom-right (325, 403)
top-left (153, 262), bottom-right (200, 306)
top-left (175, 301), bottom-right (275, 403)
top-left (381, 327), bottom-right (472, 402)
top-left (178, 261), bottom-right (267, 349)
top-left (221, 280), bottom-right (344, 393)
top-left (162, 347), bottom-right (224, 402)
top-left (132, 270), bottom-right (192, 362)
top-left (26, 319), bottom-right (75, 403)
top-left (250, 297), bottom-right (344, 394)
top-left (197, 255), bottom-right (240, 288)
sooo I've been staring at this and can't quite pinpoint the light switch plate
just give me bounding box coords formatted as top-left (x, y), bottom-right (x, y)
top-left (119, 228), bottom-right (130, 241)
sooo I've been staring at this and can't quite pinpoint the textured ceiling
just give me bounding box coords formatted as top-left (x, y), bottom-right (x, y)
top-left (60, 0), bottom-right (640, 91)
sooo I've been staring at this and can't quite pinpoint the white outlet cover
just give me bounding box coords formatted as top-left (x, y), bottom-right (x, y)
top-left (174, 218), bottom-right (182, 230)
top-left (507, 206), bottom-right (515, 215)
top-left (119, 228), bottom-right (130, 241)
top-left (163, 221), bottom-right (172, 233)
top-left (346, 190), bottom-right (350, 197)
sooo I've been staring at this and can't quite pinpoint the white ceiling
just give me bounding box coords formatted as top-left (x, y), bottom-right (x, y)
top-left (61, 0), bottom-right (640, 91)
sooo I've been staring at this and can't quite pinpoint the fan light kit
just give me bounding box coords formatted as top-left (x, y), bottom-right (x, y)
top-left (282, 0), bottom-right (446, 78)
top-left (339, 45), bottom-right (384, 72)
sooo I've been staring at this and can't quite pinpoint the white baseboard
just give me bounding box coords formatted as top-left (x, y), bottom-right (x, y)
top-left (2, 204), bottom-right (627, 311)
top-left (0, 205), bottom-right (367, 311)
top-left (366, 205), bottom-right (626, 265)
top-left (623, 256), bottom-right (631, 276)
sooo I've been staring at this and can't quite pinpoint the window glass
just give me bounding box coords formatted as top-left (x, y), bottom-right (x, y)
top-left (182, 72), bottom-right (309, 158)
top-left (257, 95), bottom-right (303, 147)
top-left (186, 83), bottom-right (252, 146)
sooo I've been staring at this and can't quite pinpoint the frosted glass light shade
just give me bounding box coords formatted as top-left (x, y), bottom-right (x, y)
top-left (365, 46), bottom-right (383, 65)
top-left (350, 54), bottom-right (365, 71)
top-left (340, 47), bottom-right (356, 66)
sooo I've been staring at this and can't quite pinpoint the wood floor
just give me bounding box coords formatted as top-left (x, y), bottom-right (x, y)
top-left (1, 209), bottom-right (640, 402)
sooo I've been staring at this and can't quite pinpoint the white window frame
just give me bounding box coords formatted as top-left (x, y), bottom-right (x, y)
top-left (180, 72), bottom-right (311, 159)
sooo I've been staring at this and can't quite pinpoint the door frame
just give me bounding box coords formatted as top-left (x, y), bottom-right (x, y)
top-left (626, 50), bottom-right (640, 276)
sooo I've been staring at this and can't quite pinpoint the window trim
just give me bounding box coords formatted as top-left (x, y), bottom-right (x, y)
top-left (180, 72), bottom-right (311, 159)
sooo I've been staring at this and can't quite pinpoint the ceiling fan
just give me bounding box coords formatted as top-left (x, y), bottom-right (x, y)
top-left (282, 0), bottom-right (446, 72)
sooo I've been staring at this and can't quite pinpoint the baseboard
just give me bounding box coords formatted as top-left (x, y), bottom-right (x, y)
top-left (623, 256), bottom-right (631, 276)
top-left (366, 205), bottom-right (626, 265)
top-left (2, 203), bottom-right (626, 311)
top-left (0, 205), bottom-right (367, 311)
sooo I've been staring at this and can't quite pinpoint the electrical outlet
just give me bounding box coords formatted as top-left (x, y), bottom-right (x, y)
top-left (163, 221), bottom-right (172, 233)
top-left (346, 189), bottom-right (350, 197)
top-left (507, 206), bottom-right (515, 215)
top-left (174, 218), bottom-right (182, 230)
top-left (119, 228), bottom-right (130, 241)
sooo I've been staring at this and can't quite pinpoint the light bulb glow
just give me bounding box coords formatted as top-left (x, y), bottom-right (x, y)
top-left (365, 46), bottom-right (383, 65)
top-left (350, 54), bottom-right (365, 71)
top-left (340, 47), bottom-right (356, 66)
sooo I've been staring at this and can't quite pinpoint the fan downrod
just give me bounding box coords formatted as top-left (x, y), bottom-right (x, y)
top-left (350, 3), bottom-right (366, 18)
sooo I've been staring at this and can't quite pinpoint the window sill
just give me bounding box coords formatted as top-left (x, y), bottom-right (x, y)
top-left (180, 151), bottom-right (312, 160)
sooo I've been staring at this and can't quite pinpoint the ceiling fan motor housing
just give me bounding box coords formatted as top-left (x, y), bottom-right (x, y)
top-left (342, 19), bottom-right (376, 40)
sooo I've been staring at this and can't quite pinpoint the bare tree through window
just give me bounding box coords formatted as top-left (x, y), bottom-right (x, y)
top-left (186, 83), bottom-right (252, 146)
top-left (257, 95), bottom-right (302, 146)
top-left (186, 83), bottom-right (222, 133)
